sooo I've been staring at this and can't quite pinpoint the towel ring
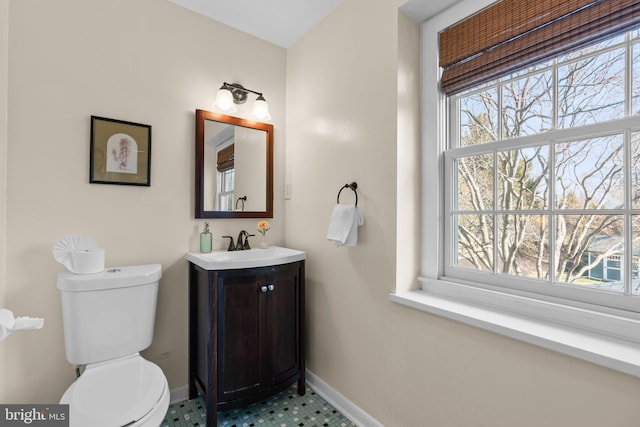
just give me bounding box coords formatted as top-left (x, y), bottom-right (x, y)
top-left (337, 182), bottom-right (358, 206)
top-left (235, 195), bottom-right (247, 211)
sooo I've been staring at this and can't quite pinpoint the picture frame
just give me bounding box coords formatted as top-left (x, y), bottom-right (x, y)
top-left (90, 116), bottom-right (152, 186)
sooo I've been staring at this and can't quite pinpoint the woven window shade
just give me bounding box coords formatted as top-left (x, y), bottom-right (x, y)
top-left (217, 144), bottom-right (234, 172)
top-left (440, 0), bottom-right (640, 95)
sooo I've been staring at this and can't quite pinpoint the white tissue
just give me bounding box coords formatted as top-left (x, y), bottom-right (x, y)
top-left (0, 308), bottom-right (44, 342)
top-left (70, 248), bottom-right (105, 274)
top-left (53, 235), bottom-right (105, 274)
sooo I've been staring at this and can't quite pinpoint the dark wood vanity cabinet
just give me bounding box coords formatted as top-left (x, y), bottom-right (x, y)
top-left (188, 261), bottom-right (305, 427)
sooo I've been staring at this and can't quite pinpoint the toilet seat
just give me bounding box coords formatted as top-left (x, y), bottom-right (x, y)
top-left (60, 353), bottom-right (168, 427)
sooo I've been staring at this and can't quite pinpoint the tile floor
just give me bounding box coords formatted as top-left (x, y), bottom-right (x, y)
top-left (161, 385), bottom-right (357, 427)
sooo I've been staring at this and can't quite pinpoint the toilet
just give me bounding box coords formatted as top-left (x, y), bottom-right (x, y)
top-left (57, 264), bottom-right (169, 427)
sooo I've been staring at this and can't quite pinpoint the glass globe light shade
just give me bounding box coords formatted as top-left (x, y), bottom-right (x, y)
top-left (215, 88), bottom-right (236, 112)
top-left (251, 96), bottom-right (272, 121)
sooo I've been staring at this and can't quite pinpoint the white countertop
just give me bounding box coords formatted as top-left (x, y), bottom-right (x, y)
top-left (187, 246), bottom-right (306, 270)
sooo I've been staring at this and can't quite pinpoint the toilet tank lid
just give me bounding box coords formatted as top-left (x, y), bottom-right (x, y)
top-left (57, 264), bottom-right (162, 292)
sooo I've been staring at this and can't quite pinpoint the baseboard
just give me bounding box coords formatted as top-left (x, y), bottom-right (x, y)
top-left (306, 370), bottom-right (383, 427)
top-left (169, 384), bottom-right (189, 405)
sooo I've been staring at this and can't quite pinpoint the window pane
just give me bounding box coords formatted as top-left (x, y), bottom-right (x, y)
top-left (554, 214), bottom-right (624, 292)
top-left (459, 87), bottom-right (498, 146)
top-left (455, 154), bottom-right (493, 211)
top-left (497, 146), bottom-right (549, 210)
top-left (555, 135), bottom-right (624, 209)
top-left (454, 214), bottom-right (494, 272)
top-left (223, 169), bottom-right (234, 192)
top-left (497, 214), bottom-right (548, 279)
top-left (633, 42), bottom-right (640, 115)
top-left (501, 71), bottom-right (553, 138)
top-left (557, 35), bottom-right (626, 63)
top-left (632, 215), bottom-right (640, 294)
top-left (632, 132), bottom-right (640, 209)
top-left (221, 194), bottom-right (233, 211)
top-left (504, 59), bottom-right (553, 80)
top-left (558, 47), bottom-right (625, 128)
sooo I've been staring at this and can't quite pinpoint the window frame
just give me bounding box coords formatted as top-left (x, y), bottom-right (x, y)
top-left (443, 29), bottom-right (640, 313)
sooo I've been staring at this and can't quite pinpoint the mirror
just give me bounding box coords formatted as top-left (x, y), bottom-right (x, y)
top-left (195, 109), bottom-right (273, 218)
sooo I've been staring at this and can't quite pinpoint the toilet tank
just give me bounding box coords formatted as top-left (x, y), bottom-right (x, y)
top-left (57, 264), bottom-right (162, 365)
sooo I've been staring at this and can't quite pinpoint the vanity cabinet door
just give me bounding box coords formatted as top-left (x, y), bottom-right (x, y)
top-left (266, 263), bottom-right (302, 387)
top-left (216, 270), bottom-right (267, 402)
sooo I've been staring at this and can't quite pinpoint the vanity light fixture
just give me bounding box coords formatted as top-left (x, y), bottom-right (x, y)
top-left (215, 82), bottom-right (272, 121)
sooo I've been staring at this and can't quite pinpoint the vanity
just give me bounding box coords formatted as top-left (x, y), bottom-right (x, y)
top-left (187, 247), bottom-right (306, 427)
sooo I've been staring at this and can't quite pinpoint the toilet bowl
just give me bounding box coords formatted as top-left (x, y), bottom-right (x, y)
top-left (57, 264), bottom-right (169, 427)
top-left (60, 354), bottom-right (169, 427)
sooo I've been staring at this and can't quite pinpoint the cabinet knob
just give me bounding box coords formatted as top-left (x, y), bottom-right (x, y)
top-left (268, 284), bottom-right (275, 291)
top-left (260, 285), bottom-right (268, 293)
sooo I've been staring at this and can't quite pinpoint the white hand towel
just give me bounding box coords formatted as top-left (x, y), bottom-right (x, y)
top-left (326, 204), bottom-right (364, 246)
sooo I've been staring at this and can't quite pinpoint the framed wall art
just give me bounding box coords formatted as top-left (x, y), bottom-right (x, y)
top-left (90, 115), bottom-right (152, 186)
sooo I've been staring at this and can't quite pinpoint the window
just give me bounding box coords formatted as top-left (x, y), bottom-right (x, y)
top-left (445, 30), bottom-right (640, 312)
top-left (216, 142), bottom-right (234, 211)
top-left (218, 168), bottom-right (234, 211)
top-left (388, 0), bottom-right (640, 378)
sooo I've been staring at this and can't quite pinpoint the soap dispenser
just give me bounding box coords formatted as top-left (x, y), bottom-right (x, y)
top-left (200, 222), bottom-right (212, 253)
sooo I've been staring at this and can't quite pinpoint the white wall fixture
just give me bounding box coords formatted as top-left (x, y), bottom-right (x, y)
top-left (0, 309), bottom-right (44, 342)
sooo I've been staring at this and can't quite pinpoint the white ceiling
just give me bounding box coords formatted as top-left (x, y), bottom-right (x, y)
top-left (169, 0), bottom-right (343, 48)
top-left (400, 0), bottom-right (463, 24)
top-left (169, 0), bottom-right (461, 48)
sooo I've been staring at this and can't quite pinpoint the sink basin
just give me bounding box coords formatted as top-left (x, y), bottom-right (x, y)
top-left (187, 246), bottom-right (306, 270)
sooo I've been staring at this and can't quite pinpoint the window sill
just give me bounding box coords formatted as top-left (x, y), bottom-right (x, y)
top-left (390, 278), bottom-right (640, 378)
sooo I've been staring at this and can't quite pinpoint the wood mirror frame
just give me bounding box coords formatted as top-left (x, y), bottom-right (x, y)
top-left (195, 109), bottom-right (273, 218)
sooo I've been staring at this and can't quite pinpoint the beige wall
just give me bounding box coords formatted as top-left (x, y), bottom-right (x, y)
top-left (285, 1), bottom-right (640, 426)
top-left (3, 0), bottom-right (286, 402)
top-left (0, 0), bottom-right (8, 405)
